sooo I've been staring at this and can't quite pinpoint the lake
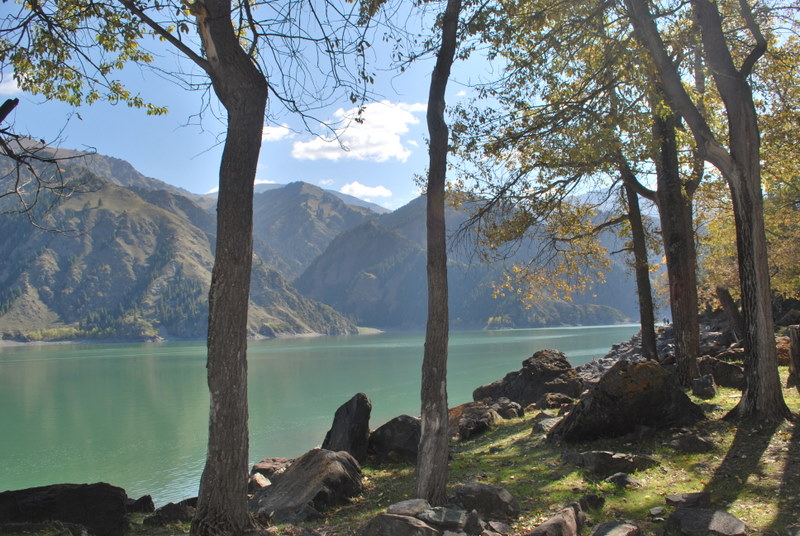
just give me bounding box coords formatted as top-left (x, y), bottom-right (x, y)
top-left (0, 325), bottom-right (638, 505)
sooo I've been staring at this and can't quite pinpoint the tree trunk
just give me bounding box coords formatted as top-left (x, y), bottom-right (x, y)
top-left (653, 112), bottom-right (699, 385)
top-left (417, 0), bottom-right (461, 507)
top-left (788, 325), bottom-right (800, 388)
top-left (716, 285), bottom-right (744, 341)
top-left (189, 1), bottom-right (269, 534)
top-left (622, 180), bottom-right (657, 360)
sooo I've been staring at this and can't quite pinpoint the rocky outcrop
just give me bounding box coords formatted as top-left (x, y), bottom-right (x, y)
top-left (667, 508), bottom-right (746, 536)
top-left (322, 392), bottom-right (372, 463)
top-left (548, 361), bottom-right (705, 442)
top-left (0, 483), bottom-right (128, 536)
top-left (126, 494), bottom-right (155, 514)
top-left (448, 398), bottom-right (522, 441)
top-left (697, 356), bottom-right (745, 390)
top-left (249, 449), bottom-right (363, 523)
top-left (143, 502), bottom-right (195, 526)
top-left (452, 482), bottom-right (520, 521)
top-left (369, 415), bottom-right (421, 462)
top-left (473, 350), bottom-right (583, 407)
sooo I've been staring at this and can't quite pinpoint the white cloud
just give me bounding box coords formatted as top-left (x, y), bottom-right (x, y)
top-left (255, 179), bottom-right (276, 186)
top-left (291, 100), bottom-right (426, 163)
top-left (262, 123), bottom-right (292, 142)
top-left (205, 178), bottom-right (275, 195)
top-left (0, 76), bottom-right (20, 96)
top-left (407, 140), bottom-right (419, 147)
top-left (340, 181), bottom-right (392, 200)
top-left (456, 90), bottom-right (467, 97)
top-left (318, 178), bottom-right (334, 187)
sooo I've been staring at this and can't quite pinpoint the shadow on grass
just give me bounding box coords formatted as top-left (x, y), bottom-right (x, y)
top-left (702, 419), bottom-right (779, 509)
top-left (766, 417), bottom-right (800, 533)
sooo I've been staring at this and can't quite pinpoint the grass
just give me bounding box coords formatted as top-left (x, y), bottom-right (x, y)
top-left (3, 369), bottom-right (799, 536)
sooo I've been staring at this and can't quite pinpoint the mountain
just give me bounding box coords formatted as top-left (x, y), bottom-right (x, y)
top-left (250, 182), bottom-right (378, 280)
top-left (0, 165), bottom-right (356, 341)
top-left (295, 196), bottom-right (635, 329)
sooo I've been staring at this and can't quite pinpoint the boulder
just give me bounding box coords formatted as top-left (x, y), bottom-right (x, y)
top-left (0, 483), bottom-right (127, 536)
top-left (578, 494), bottom-right (605, 512)
top-left (248, 472), bottom-right (271, 493)
top-left (251, 457), bottom-right (293, 480)
top-left (604, 473), bottom-right (642, 488)
top-left (561, 451), bottom-right (658, 476)
top-left (665, 492), bottom-right (711, 508)
top-left (388, 499), bottom-right (432, 517)
top-left (532, 417), bottom-right (562, 435)
top-left (473, 350), bottom-right (583, 407)
top-left (528, 504), bottom-right (582, 536)
top-left (692, 374), bottom-right (717, 399)
top-left (589, 522), bottom-right (642, 536)
top-left (537, 392), bottom-right (574, 409)
top-left (322, 392), bottom-right (372, 463)
top-left (249, 448), bottom-right (363, 523)
top-left (358, 513), bottom-right (441, 536)
top-left (143, 502), bottom-right (194, 526)
top-left (449, 402), bottom-right (501, 441)
top-left (452, 483), bottom-right (519, 521)
top-left (417, 507), bottom-right (467, 531)
top-left (369, 415), bottom-right (421, 462)
top-left (666, 434), bottom-right (714, 453)
top-left (548, 361), bottom-right (705, 442)
top-left (126, 494), bottom-right (155, 513)
top-left (667, 508), bottom-right (745, 536)
top-left (697, 357), bottom-right (745, 389)
top-left (776, 336), bottom-right (791, 366)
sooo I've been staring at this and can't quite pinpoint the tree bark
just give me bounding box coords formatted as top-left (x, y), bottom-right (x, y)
top-left (417, 0), bottom-right (461, 507)
top-left (716, 285), bottom-right (745, 341)
top-left (652, 112), bottom-right (700, 385)
top-left (624, 0), bottom-right (789, 421)
top-left (788, 325), bottom-right (800, 388)
top-left (621, 176), bottom-right (657, 361)
top-left (188, 1), bottom-right (269, 534)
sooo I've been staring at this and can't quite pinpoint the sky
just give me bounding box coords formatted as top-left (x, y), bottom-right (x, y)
top-left (0, 9), bottom-right (481, 211)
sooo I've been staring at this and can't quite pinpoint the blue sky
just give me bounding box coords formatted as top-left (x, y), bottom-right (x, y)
top-left (0, 18), bottom-right (480, 211)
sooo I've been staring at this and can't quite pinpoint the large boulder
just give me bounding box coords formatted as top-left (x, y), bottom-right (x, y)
top-left (251, 457), bottom-right (293, 481)
top-left (452, 482), bottom-right (519, 521)
top-left (322, 392), bottom-right (372, 463)
top-left (528, 503), bottom-right (582, 536)
top-left (667, 508), bottom-right (745, 536)
top-left (249, 449), bottom-right (363, 523)
top-left (358, 513), bottom-right (440, 536)
top-left (472, 350), bottom-right (583, 407)
top-left (0, 483), bottom-right (128, 536)
top-left (369, 415), bottom-right (421, 462)
top-left (548, 361), bottom-right (705, 442)
top-left (697, 356), bottom-right (745, 390)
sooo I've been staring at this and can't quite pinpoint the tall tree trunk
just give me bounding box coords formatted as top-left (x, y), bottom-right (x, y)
top-left (622, 180), bottom-right (657, 360)
top-left (652, 112), bottom-right (700, 385)
top-left (624, 0), bottom-right (789, 421)
top-left (189, 1), bottom-right (269, 534)
top-left (417, 0), bottom-right (461, 507)
top-left (716, 285), bottom-right (744, 341)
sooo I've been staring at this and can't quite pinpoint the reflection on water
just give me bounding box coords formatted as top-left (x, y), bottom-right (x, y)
top-left (0, 325), bottom-right (637, 504)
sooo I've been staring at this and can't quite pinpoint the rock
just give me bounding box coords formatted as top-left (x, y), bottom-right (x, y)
top-left (665, 492), bottom-right (711, 508)
top-left (126, 494), bottom-right (155, 513)
top-left (528, 504), bottom-right (582, 536)
top-left (589, 521), bottom-right (642, 535)
top-left (249, 448), bottom-right (363, 523)
top-left (249, 472), bottom-right (271, 493)
top-left (533, 417), bottom-right (562, 435)
top-left (548, 361), bottom-right (705, 442)
top-left (388, 499), bottom-right (432, 517)
top-left (473, 350), bottom-right (583, 407)
top-left (418, 507), bottom-right (467, 531)
top-left (322, 392), bottom-right (372, 463)
top-left (667, 508), bottom-right (745, 536)
top-left (561, 451), bottom-right (658, 476)
top-left (692, 374), bottom-right (717, 399)
top-left (537, 392), bottom-right (574, 409)
top-left (0, 483), bottom-right (128, 536)
top-left (578, 494), bottom-right (605, 512)
top-left (666, 434), bottom-right (714, 453)
top-left (697, 356), bottom-right (745, 389)
top-left (487, 520), bottom-right (511, 534)
top-left (251, 457), bottom-right (293, 480)
top-left (776, 336), bottom-right (791, 366)
top-left (649, 507), bottom-right (666, 517)
top-left (143, 502), bottom-right (195, 526)
top-left (604, 473), bottom-right (642, 488)
top-left (464, 510), bottom-right (485, 535)
top-left (369, 415), bottom-right (421, 462)
top-left (449, 402), bottom-right (502, 441)
top-left (453, 483), bottom-right (519, 521)
top-left (358, 513), bottom-right (441, 536)
top-left (0, 521), bottom-right (90, 536)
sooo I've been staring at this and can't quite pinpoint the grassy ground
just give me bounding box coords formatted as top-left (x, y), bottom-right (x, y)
top-left (4, 370), bottom-right (799, 536)
top-left (309, 367), bottom-right (800, 536)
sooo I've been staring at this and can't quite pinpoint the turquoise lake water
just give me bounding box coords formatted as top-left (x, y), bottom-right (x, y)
top-left (0, 325), bottom-right (638, 505)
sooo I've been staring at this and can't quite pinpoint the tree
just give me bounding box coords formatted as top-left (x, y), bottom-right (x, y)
top-left (417, 0), bottom-right (461, 506)
top-left (624, 0), bottom-right (790, 420)
top-left (0, 2), bottom-right (373, 533)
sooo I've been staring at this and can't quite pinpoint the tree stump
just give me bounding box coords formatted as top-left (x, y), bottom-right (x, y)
top-left (788, 325), bottom-right (800, 388)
